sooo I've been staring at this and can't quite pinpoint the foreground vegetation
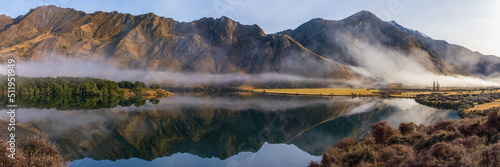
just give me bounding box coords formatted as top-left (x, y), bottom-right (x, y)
top-left (309, 108), bottom-right (500, 167)
top-left (0, 135), bottom-right (67, 167)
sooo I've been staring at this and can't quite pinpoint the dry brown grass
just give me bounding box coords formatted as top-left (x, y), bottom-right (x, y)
top-left (0, 135), bottom-right (68, 167)
top-left (466, 99), bottom-right (500, 113)
top-left (309, 108), bottom-right (500, 167)
top-left (121, 88), bottom-right (172, 99)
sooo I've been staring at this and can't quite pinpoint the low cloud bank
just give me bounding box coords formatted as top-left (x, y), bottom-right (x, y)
top-left (0, 50), bottom-right (498, 88)
top-left (0, 56), bottom-right (335, 86)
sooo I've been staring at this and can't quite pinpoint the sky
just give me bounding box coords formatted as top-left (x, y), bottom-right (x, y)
top-left (0, 0), bottom-right (498, 56)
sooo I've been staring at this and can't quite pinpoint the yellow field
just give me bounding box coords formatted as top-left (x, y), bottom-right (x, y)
top-left (252, 88), bottom-right (380, 96)
top-left (390, 91), bottom-right (431, 98)
top-left (466, 99), bottom-right (500, 112)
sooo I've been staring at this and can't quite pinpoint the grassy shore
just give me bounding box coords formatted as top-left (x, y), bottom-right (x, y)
top-left (252, 88), bottom-right (500, 112)
top-left (252, 88), bottom-right (380, 96)
top-left (122, 88), bottom-right (173, 99)
top-left (466, 99), bottom-right (500, 112)
top-left (391, 90), bottom-right (493, 98)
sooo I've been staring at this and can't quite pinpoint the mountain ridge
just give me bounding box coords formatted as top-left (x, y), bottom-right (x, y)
top-left (278, 12), bottom-right (475, 77)
top-left (0, 5), bottom-right (498, 86)
top-left (0, 6), bottom-right (361, 82)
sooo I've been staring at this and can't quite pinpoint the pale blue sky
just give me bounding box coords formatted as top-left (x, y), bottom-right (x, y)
top-left (0, 0), bottom-right (498, 56)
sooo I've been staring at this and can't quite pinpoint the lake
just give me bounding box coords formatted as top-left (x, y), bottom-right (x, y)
top-left (0, 94), bottom-right (459, 167)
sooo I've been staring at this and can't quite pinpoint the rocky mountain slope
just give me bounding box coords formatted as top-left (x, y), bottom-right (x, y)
top-left (0, 6), bottom-right (358, 80)
top-left (0, 6), bottom-right (498, 84)
top-left (390, 20), bottom-right (500, 77)
top-left (279, 11), bottom-right (499, 78)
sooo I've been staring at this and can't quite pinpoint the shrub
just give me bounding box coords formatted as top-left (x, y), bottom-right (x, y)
top-left (418, 130), bottom-right (463, 151)
top-left (480, 143), bottom-right (500, 167)
top-left (311, 108), bottom-right (500, 167)
top-left (316, 148), bottom-right (343, 167)
top-left (400, 131), bottom-right (426, 147)
top-left (399, 122), bottom-right (416, 135)
top-left (0, 135), bottom-right (67, 167)
top-left (456, 118), bottom-right (487, 136)
top-left (360, 137), bottom-right (376, 146)
top-left (450, 135), bottom-right (484, 149)
top-left (311, 143), bottom-right (379, 167)
top-left (335, 137), bottom-right (356, 150)
top-left (344, 144), bottom-right (378, 166)
top-left (429, 119), bottom-right (459, 133)
top-left (486, 109), bottom-right (500, 129)
top-left (379, 144), bottom-right (415, 166)
top-left (149, 84), bottom-right (161, 89)
top-left (424, 142), bottom-right (474, 166)
top-left (427, 142), bottom-right (463, 160)
top-left (0, 140), bottom-right (27, 167)
top-left (371, 121), bottom-right (400, 145)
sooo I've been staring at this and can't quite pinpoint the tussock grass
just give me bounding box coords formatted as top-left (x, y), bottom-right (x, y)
top-left (0, 135), bottom-right (68, 167)
top-left (310, 108), bottom-right (500, 167)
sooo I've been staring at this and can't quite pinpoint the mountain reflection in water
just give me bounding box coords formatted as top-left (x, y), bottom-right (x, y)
top-left (0, 94), bottom-right (458, 167)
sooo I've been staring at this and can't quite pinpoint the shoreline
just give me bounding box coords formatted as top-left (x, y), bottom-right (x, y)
top-left (248, 88), bottom-right (500, 116)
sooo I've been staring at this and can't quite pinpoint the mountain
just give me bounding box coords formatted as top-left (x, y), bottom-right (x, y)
top-left (0, 14), bottom-right (12, 30)
top-left (389, 21), bottom-right (500, 77)
top-left (0, 6), bottom-right (358, 80)
top-left (279, 11), bottom-right (500, 78)
top-left (0, 6), bottom-right (498, 85)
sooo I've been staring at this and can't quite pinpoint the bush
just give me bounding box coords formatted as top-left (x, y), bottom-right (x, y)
top-left (310, 108), bottom-right (500, 167)
top-left (429, 119), bottom-right (459, 133)
top-left (0, 135), bottom-right (67, 167)
top-left (149, 84), bottom-right (161, 89)
top-left (480, 143), bottom-right (500, 167)
top-left (425, 142), bottom-right (474, 166)
top-left (450, 135), bottom-right (484, 149)
top-left (344, 144), bottom-right (378, 166)
top-left (360, 137), bottom-right (376, 146)
top-left (399, 122), bottom-right (416, 135)
top-left (379, 144), bottom-right (415, 166)
top-left (486, 109), bottom-right (500, 129)
top-left (335, 138), bottom-right (356, 150)
top-left (427, 142), bottom-right (463, 160)
top-left (371, 121), bottom-right (400, 145)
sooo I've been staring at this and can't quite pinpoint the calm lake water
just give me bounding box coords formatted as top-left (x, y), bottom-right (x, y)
top-left (0, 94), bottom-right (459, 167)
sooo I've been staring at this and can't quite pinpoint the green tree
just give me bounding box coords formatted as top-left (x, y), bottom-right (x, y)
top-left (149, 84), bottom-right (161, 89)
top-left (133, 81), bottom-right (146, 92)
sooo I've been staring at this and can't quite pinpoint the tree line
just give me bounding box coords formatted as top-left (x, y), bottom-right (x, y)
top-left (0, 75), bottom-right (124, 97)
top-left (0, 75), bottom-right (160, 97)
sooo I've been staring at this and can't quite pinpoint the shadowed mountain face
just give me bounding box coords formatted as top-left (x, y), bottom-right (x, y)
top-left (279, 11), bottom-right (500, 78)
top-left (0, 6), bottom-right (358, 80)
